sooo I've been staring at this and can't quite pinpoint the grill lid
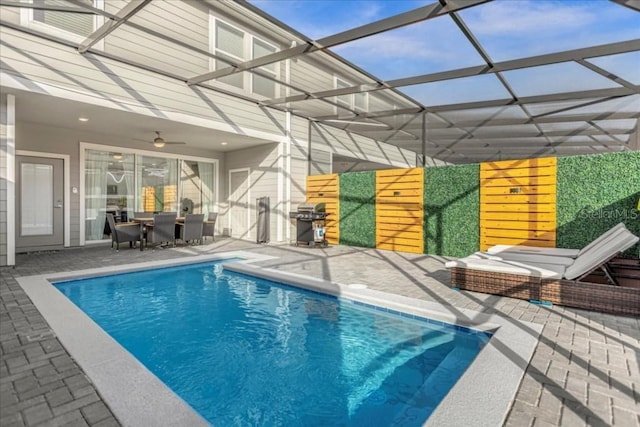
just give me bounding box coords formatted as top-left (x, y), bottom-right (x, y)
top-left (296, 202), bottom-right (326, 213)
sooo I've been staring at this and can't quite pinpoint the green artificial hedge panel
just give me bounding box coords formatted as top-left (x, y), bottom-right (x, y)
top-left (557, 152), bottom-right (640, 258)
top-left (339, 171), bottom-right (376, 248)
top-left (424, 164), bottom-right (480, 257)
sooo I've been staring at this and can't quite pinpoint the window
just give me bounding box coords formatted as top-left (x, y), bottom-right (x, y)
top-left (252, 38), bottom-right (277, 98)
top-left (215, 20), bottom-right (245, 89)
top-left (211, 17), bottom-right (279, 98)
top-left (335, 78), bottom-right (369, 112)
top-left (22, 0), bottom-right (104, 43)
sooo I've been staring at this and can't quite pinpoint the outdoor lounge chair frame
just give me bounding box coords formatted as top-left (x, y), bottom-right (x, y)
top-left (449, 257), bottom-right (640, 316)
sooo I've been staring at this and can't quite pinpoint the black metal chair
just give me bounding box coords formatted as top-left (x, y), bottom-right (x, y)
top-left (146, 212), bottom-right (177, 248)
top-left (133, 211), bottom-right (153, 219)
top-left (202, 212), bottom-right (217, 242)
top-left (177, 214), bottom-right (204, 245)
top-left (106, 213), bottom-right (141, 250)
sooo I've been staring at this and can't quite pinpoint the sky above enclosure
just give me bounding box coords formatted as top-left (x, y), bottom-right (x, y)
top-left (249, 0), bottom-right (640, 106)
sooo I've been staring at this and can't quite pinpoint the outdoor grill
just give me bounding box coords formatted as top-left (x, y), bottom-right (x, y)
top-left (289, 203), bottom-right (328, 247)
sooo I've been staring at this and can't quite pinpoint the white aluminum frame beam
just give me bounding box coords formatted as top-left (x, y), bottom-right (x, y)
top-left (0, 1), bottom-right (95, 14)
top-left (265, 39), bottom-right (640, 107)
top-left (187, 0), bottom-right (490, 86)
top-left (77, 0), bottom-right (151, 54)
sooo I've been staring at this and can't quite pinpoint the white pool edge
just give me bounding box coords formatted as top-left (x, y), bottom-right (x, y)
top-left (226, 263), bottom-right (543, 427)
top-left (17, 252), bottom-right (542, 427)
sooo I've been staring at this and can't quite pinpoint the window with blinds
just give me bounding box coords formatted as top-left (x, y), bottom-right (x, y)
top-left (32, 0), bottom-right (94, 37)
top-left (252, 38), bottom-right (277, 98)
top-left (215, 21), bottom-right (245, 89)
top-left (335, 78), bottom-right (368, 112)
top-left (213, 18), bottom-right (279, 98)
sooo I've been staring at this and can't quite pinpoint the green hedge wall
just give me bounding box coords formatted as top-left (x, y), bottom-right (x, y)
top-left (339, 171), bottom-right (376, 248)
top-left (557, 152), bottom-right (640, 257)
top-left (424, 164), bottom-right (480, 257)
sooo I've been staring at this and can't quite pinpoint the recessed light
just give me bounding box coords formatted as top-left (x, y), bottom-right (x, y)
top-left (221, 142), bottom-right (228, 145)
top-left (78, 117), bottom-right (89, 122)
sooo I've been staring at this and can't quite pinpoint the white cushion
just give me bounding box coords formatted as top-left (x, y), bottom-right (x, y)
top-left (486, 244), bottom-right (580, 258)
top-left (445, 257), bottom-right (565, 279)
top-left (478, 251), bottom-right (575, 267)
top-left (564, 228), bottom-right (639, 280)
top-left (485, 223), bottom-right (628, 259)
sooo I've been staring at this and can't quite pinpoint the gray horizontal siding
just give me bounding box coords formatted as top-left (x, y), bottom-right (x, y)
top-left (1, 28), bottom-right (287, 138)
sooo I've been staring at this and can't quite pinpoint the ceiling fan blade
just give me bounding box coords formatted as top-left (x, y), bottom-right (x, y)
top-left (163, 141), bottom-right (187, 145)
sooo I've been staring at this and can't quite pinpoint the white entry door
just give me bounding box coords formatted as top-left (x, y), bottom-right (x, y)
top-left (228, 168), bottom-right (250, 239)
top-left (16, 156), bottom-right (64, 251)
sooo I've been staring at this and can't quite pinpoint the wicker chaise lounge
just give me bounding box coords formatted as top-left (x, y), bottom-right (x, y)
top-left (446, 225), bottom-right (640, 316)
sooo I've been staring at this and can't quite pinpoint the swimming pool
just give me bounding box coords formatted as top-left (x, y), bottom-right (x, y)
top-left (18, 252), bottom-right (542, 426)
top-left (53, 260), bottom-right (490, 426)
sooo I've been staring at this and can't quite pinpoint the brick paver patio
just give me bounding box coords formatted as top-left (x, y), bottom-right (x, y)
top-left (1, 238), bottom-right (638, 426)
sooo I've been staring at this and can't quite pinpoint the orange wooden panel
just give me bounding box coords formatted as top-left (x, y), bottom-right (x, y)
top-left (481, 237), bottom-right (556, 250)
top-left (481, 175), bottom-right (556, 187)
top-left (480, 158), bottom-right (557, 251)
top-left (376, 167), bottom-right (423, 178)
top-left (306, 174), bottom-right (339, 244)
top-left (377, 229), bottom-right (424, 240)
top-left (482, 194), bottom-right (556, 204)
top-left (480, 211), bottom-right (556, 222)
top-left (376, 223), bottom-right (423, 232)
top-left (481, 228), bottom-right (556, 240)
top-left (376, 217), bottom-right (423, 226)
top-left (375, 168), bottom-right (424, 254)
top-left (480, 157), bottom-right (556, 171)
top-left (376, 189), bottom-right (423, 197)
top-left (482, 185), bottom-right (556, 195)
top-left (480, 203), bottom-right (556, 213)
top-left (480, 166), bottom-right (556, 179)
top-left (480, 220), bottom-right (556, 231)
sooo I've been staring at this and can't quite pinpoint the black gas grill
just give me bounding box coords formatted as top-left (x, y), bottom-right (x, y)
top-left (289, 203), bottom-right (328, 247)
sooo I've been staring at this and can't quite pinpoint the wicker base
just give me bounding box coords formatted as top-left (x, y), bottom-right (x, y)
top-left (450, 267), bottom-right (640, 316)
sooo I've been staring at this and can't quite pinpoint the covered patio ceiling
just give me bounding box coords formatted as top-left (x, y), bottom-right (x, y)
top-left (1, 0), bottom-right (638, 164)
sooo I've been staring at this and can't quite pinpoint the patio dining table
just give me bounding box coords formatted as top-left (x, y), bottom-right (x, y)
top-left (130, 216), bottom-right (189, 251)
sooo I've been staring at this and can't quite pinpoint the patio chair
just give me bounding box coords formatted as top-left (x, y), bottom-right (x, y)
top-left (106, 213), bottom-right (141, 250)
top-left (133, 211), bottom-right (154, 219)
top-left (177, 213), bottom-right (204, 245)
top-left (145, 212), bottom-right (177, 248)
top-left (202, 212), bottom-right (217, 242)
top-left (445, 226), bottom-right (640, 315)
top-left (485, 222), bottom-right (627, 259)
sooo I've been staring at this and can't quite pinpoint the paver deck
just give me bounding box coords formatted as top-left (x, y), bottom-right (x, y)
top-left (1, 238), bottom-right (638, 426)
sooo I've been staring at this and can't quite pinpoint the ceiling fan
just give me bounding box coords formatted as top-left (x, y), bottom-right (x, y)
top-left (147, 131), bottom-right (186, 148)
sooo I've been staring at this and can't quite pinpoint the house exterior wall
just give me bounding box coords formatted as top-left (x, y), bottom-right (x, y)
top-left (0, 1), bottom-right (441, 261)
top-left (224, 142), bottom-right (283, 242)
top-left (15, 122), bottom-right (223, 249)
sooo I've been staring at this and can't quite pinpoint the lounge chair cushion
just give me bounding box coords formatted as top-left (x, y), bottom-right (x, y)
top-left (486, 245), bottom-right (580, 258)
top-left (564, 227), bottom-right (639, 280)
top-left (475, 251), bottom-right (576, 267)
top-left (445, 257), bottom-right (565, 279)
top-left (486, 223), bottom-right (627, 259)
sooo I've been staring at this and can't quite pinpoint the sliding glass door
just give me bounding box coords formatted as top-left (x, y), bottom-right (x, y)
top-left (83, 146), bottom-right (216, 243)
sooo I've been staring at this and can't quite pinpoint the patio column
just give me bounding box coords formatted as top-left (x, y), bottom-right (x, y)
top-left (0, 94), bottom-right (16, 266)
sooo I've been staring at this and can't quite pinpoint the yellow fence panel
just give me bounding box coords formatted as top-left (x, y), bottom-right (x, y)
top-left (480, 157), bottom-right (557, 251)
top-left (306, 174), bottom-right (339, 244)
top-left (375, 168), bottom-right (424, 254)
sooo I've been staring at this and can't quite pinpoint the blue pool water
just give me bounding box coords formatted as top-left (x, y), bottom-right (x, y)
top-left (54, 261), bottom-right (491, 427)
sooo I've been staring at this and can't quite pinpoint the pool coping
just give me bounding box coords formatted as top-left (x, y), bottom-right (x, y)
top-left (17, 252), bottom-right (542, 427)
top-left (226, 263), bottom-right (543, 427)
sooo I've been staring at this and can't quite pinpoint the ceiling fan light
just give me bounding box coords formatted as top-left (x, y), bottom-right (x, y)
top-left (153, 138), bottom-right (165, 148)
